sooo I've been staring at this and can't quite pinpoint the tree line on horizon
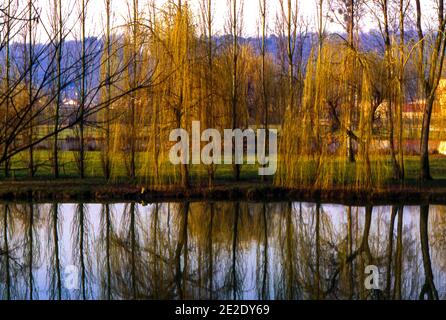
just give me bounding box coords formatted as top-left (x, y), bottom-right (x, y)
top-left (1, 0), bottom-right (446, 189)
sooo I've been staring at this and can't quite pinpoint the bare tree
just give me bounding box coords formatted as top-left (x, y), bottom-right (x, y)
top-left (49, 0), bottom-right (64, 178)
top-left (259, 0), bottom-right (268, 182)
top-left (277, 0), bottom-right (299, 114)
top-left (102, 0), bottom-right (113, 179)
top-left (0, 0), bottom-right (154, 178)
top-left (370, 0), bottom-right (402, 179)
top-left (199, 0), bottom-right (216, 186)
top-left (226, 0), bottom-right (245, 181)
top-left (78, 0), bottom-right (88, 179)
top-left (26, 0), bottom-right (36, 177)
top-left (329, 0), bottom-right (366, 162)
top-left (415, 0), bottom-right (446, 181)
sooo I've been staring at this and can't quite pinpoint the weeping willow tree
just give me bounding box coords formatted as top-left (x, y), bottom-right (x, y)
top-left (141, 1), bottom-right (200, 188)
top-left (276, 40), bottom-right (390, 190)
top-left (99, 0), bottom-right (117, 180)
top-left (115, 0), bottom-right (145, 180)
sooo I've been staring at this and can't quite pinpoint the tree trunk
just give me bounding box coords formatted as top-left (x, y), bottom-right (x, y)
top-left (79, 0), bottom-right (87, 179)
top-left (420, 97), bottom-right (434, 180)
top-left (260, 0), bottom-right (269, 183)
top-left (103, 0), bottom-right (112, 180)
top-left (28, 1), bottom-right (35, 178)
top-left (231, 0), bottom-right (241, 181)
top-left (53, 0), bottom-right (63, 179)
top-left (4, 3), bottom-right (12, 178)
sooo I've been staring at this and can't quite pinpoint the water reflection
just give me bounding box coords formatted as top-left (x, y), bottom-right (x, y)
top-left (0, 202), bottom-right (445, 300)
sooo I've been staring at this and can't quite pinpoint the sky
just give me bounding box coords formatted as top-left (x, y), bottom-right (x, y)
top-left (30, 0), bottom-right (317, 40)
top-left (30, 0), bottom-right (436, 40)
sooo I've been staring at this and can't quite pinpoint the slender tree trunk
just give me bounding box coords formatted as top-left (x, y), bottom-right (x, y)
top-left (347, 0), bottom-right (355, 163)
top-left (397, 0), bottom-right (406, 181)
top-left (104, 0), bottom-right (112, 179)
top-left (79, 0), bottom-right (87, 179)
top-left (260, 0), bottom-right (269, 183)
top-left (205, 0), bottom-right (215, 187)
top-left (4, 2), bottom-right (12, 178)
top-left (382, 0), bottom-right (401, 179)
top-left (28, 0), bottom-right (35, 178)
top-left (286, 0), bottom-right (295, 114)
top-left (420, 98), bottom-right (434, 181)
top-left (231, 0), bottom-right (241, 181)
top-left (416, 0), bottom-right (446, 181)
top-left (129, 0), bottom-right (138, 180)
top-left (53, 0), bottom-right (63, 178)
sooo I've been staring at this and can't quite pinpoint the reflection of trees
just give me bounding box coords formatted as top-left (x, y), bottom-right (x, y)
top-left (145, 203), bottom-right (175, 299)
top-left (314, 204), bottom-right (321, 299)
top-left (1, 205), bottom-right (11, 300)
top-left (0, 204), bottom-right (28, 300)
top-left (47, 203), bottom-right (62, 300)
top-left (419, 206), bottom-right (439, 300)
top-left (150, 204), bottom-right (160, 299)
top-left (27, 205), bottom-right (34, 299)
top-left (230, 202), bottom-right (240, 300)
top-left (385, 206), bottom-right (404, 300)
top-left (276, 203), bottom-right (301, 299)
top-left (256, 203), bottom-right (269, 300)
top-left (98, 204), bottom-right (113, 300)
top-left (430, 206), bottom-right (446, 283)
top-left (1, 204), bottom-right (43, 300)
top-left (174, 202), bottom-right (189, 299)
top-left (394, 206), bottom-right (404, 300)
top-left (109, 203), bottom-right (144, 299)
top-left (72, 204), bottom-right (92, 300)
top-left (24, 204), bottom-right (41, 300)
top-left (208, 203), bottom-right (215, 299)
top-left (385, 206), bottom-right (397, 298)
top-left (1, 202), bottom-right (446, 300)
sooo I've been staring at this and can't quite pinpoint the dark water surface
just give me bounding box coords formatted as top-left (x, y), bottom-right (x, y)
top-left (0, 202), bottom-right (445, 300)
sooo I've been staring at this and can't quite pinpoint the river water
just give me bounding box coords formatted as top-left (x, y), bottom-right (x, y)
top-left (0, 202), bottom-right (445, 300)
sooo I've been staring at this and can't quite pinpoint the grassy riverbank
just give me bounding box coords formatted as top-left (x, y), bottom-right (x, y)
top-left (1, 152), bottom-right (446, 204)
top-left (2, 179), bottom-right (446, 205)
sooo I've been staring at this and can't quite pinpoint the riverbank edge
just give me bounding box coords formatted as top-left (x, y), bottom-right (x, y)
top-left (1, 180), bottom-right (446, 205)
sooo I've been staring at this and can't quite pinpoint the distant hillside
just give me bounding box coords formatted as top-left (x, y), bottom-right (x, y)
top-left (1, 31), bottom-right (420, 99)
